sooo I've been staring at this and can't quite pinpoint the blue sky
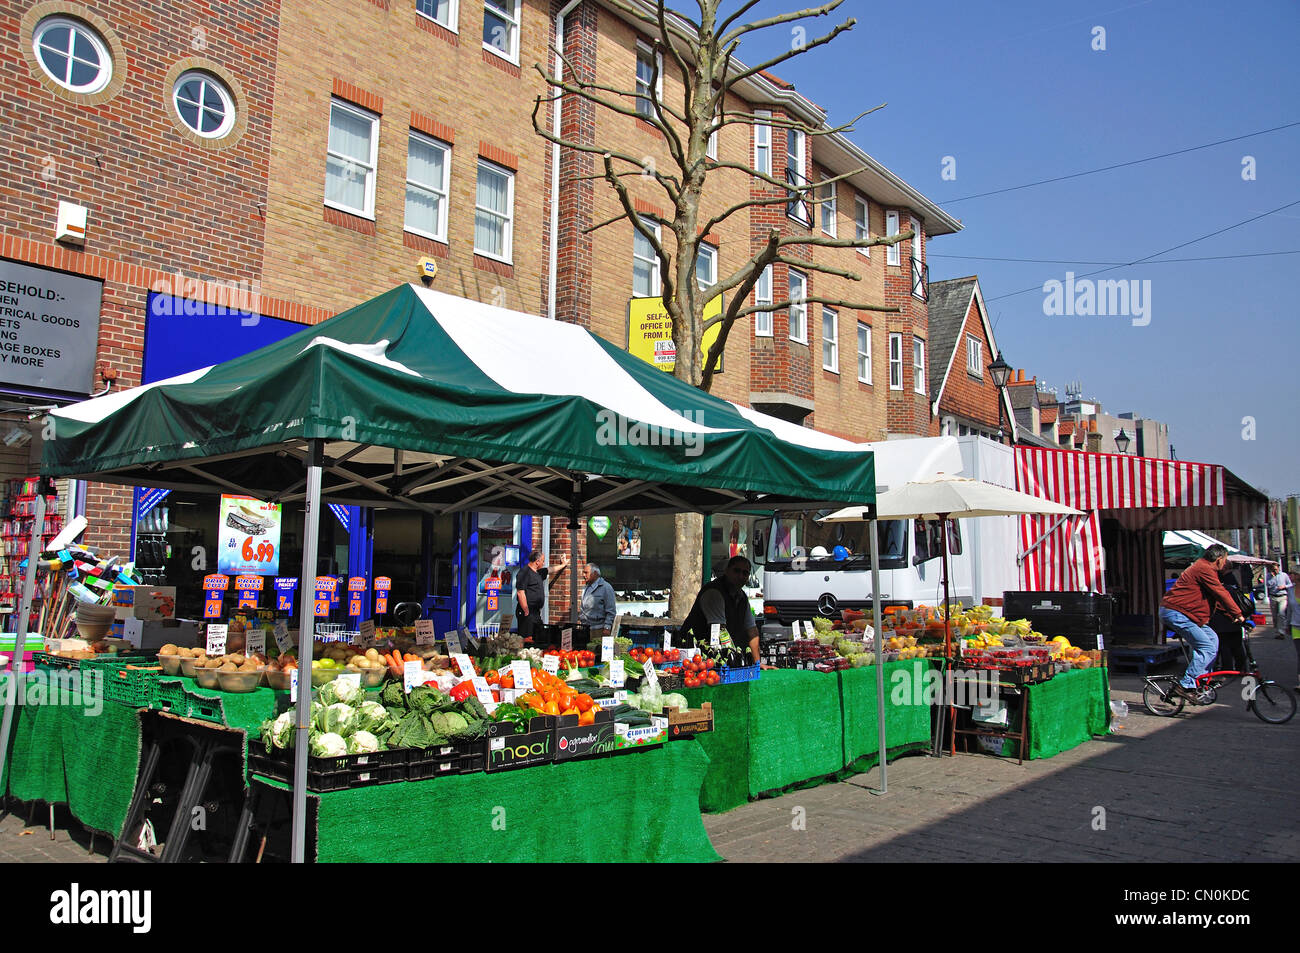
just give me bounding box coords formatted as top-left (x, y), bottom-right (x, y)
top-left (734, 0), bottom-right (1299, 497)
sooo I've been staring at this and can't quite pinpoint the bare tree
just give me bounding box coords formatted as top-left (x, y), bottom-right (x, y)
top-left (533, 0), bottom-right (914, 619)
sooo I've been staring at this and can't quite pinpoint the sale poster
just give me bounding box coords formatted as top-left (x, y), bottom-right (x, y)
top-left (218, 495), bottom-right (282, 576)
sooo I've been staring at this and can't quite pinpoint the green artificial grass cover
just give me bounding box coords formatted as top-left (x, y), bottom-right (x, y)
top-left (1026, 666), bottom-right (1111, 760)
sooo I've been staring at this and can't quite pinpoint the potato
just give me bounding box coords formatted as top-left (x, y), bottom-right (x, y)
top-left (365, 648), bottom-right (379, 661)
top-left (159, 644), bottom-right (178, 656)
top-left (219, 662), bottom-right (239, 672)
top-left (205, 658), bottom-right (224, 669)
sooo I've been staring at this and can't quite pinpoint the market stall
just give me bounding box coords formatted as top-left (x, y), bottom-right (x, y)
top-left (8, 283), bottom-right (885, 862)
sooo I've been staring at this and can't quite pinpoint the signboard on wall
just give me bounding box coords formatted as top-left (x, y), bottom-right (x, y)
top-left (0, 259), bottom-right (103, 395)
top-left (217, 494), bottom-right (282, 576)
top-left (627, 294), bottom-right (723, 373)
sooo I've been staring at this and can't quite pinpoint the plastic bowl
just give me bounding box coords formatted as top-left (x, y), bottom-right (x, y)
top-left (75, 622), bottom-right (112, 641)
top-left (347, 665), bottom-right (388, 688)
top-left (194, 666), bottom-right (221, 689)
top-left (310, 665), bottom-right (343, 688)
top-left (158, 654), bottom-right (183, 676)
top-left (217, 668), bottom-right (264, 693)
top-left (263, 668), bottom-right (297, 691)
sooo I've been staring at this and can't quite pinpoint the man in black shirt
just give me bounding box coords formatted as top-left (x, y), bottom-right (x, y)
top-left (681, 555), bottom-right (761, 665)
top-left (514, 549), bottom-right (568, 639)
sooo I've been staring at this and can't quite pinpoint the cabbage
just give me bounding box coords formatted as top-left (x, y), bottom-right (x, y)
top-left (309, 732), bottom-right (347, 757)
top-left (661, 693), bottom-right (688, 712)
top-left (317, 702), bottom-right (357, 737)
top-left (346, 730), bottom-right (381, 754)
top-left (355, 700), bottom-right (393, 734)
top-left (318, 678), bottom-right (363, 707)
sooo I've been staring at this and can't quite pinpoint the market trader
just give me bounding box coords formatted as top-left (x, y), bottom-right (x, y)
top-left (515, 551), bottom-right (568, 640)
top-left (681, 555), bottom-right (762, 666)
top-left (579, 563), bottom-right (617, 640)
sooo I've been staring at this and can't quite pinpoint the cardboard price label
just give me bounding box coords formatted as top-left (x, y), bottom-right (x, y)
top-left (609, 659), bottom-right (626, 689)
top-left (273, 620), bottom-right (293, 653)
top-left (561, 627), bottom-right (573, 652)
top-left (509, 660), bottom-right (533, 692)
top-left (471, 676), bottom-right (496, 711)
top-left (710, 623), bottom-right (721, 649)
top-left (359, 619), bottom-right (376, 646)
top-left (641, 657), bottom-right (659, 691)
top-left (123, 618), bottom-right (144, 649)
top-left (794, 622), bottom-right (803, 640)
top-left (245, 626), bottom-right (266, 657)
top-left (414, 619), bottom-right (435, 645)
top-left (403, 660), bottom-right (425, 693)
top-left (542, 655), bottom-right (560, 675)
top-left (290, 668), bottom-right (299, 703)
top-left (206, 623), bottom-right (228, 656)
top-left (663, 631), bottom-right (673, 651)
top-left (601, 636), bottom-right (614, 662)
top-left (453, 654), bottom-right (475, 678)
top-left (804, 621), bottom-right (815, 639)
top-left (444, 628), bottom-right (463, 654)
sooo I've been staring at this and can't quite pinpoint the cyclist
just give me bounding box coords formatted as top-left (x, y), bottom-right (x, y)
top-left (1159, 544), bottom-right (1244, 703)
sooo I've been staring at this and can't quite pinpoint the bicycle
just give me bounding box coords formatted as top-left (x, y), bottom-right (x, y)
top-left (1142, 622), bottom-right (1296, 724)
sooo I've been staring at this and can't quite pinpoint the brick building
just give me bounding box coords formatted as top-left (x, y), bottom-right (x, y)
top-left (1, 0), bottom-right (958, 626)
top-left (925, 276), bottom-right (1014, 443)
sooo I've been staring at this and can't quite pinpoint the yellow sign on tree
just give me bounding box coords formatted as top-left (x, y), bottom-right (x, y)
top-left (627, 295), bottom-right (723, 373)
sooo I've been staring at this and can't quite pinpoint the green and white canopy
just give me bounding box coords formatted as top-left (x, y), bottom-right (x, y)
top-left (44, 284), bottom-right (875, 515)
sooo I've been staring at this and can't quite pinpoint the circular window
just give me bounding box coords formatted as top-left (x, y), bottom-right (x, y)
top-left (172, 71), bottom-right (236, 139)
top-left (32, 15), bottom-right (112, 94)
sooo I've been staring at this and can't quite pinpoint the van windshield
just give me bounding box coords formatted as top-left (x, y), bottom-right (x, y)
top-left (767, 513), bottom-right (908, 570)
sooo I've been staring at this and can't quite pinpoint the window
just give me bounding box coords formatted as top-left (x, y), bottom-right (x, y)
top-left (405, 131), bottom-right (451, 241)
top-left (706, 103), bottom-right (719, 159)
top-left (635, 41), bottom-right (662, 119)
top-left (696, 242), bottom-right (717, 292)
top-left (854, 196), bottom-right (870, 257)
top-left (753, 110), bottom-right (771, 175)
top-left (33, 16), bottom-right (112, 94)
top-left (889, 332), bottom-right (903, 390)
top-left (786, 127), bottom-right (809, 224)
top-left (910, 216), bottom-right (922, 263)
top-left (416, 0), bottom-right (457, 31)
top-left (886, 211), bottom-right (900, 266)
top-left (967, 337), bottom-right (983, 376)
top-left (632, 217), bottom-right (661, 297)
top-left (820, 181), bottom-right (837, 236)
top-left (788, 270), bottom-right (807, 343)
top-left (325, 99), bottom-right (379, 218)
top-left (754, 265), bottom-right (773, 336)
top-left (483, 0), bottom-right (519, 62)
top-left (474, 159), bottom-right (514, 261)
top-left (822, 307), bottom-right (838, 371)
top-left (913, 338), bottom-right (926, 395)
top-left (172, 71), bottom-right (235, 139)
top-left (857, 322), bottom-right (871, 383)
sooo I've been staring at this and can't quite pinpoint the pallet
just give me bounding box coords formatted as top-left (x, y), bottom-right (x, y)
top-left (1107, 644), bottom-right (1181, 676)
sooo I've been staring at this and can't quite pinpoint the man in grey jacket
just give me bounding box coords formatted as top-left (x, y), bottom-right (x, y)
top-left (1266, 563), bottom-right (1293, 639)
top-left (580, 564), bottom-right (617, 639)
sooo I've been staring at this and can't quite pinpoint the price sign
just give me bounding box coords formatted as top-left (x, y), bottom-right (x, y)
top-left (274, 620), bottom-right (293, 653)
top-left (663, 631), bottom-right (673, 651)
top-left (614, 690), bottom-right (628, 704)
top-left (804, 621), bottom-right (815, 639)
top-left (542, 655), bottom-right (560, 675)
top-left (1096, 633), bottom-right (1105, 651)
top-left (203, 574), bottom-right (231, 592)
top-left (561, 628), bottom-right (573, 651)
top-left (206, 623), bottom-right (228, 656)
top-left (347, 577), bottom-right (367, 619)
top-left (358, 619), bottom-right (376, 646)
top-left (710, 623), bottom-right (721, 648)
top-left (274, 578), bottom-right (298, 613)
top-left (337, 672), bottom-right (361, 693)
top-left (413, 619), bottom-right (435, 643)
top-left (313, 598), bottom-right (330, 619)
top-left (290, 668), bottom-right (298, 703)
top-left (244, 626), bottom-right (266, 657)
top-left (203, 573), bottom-right (229, 620)
top-left (641, 656), bottom-right (659, 691)
top-left (403, 660), bottom-right (425, 693)
top-left (453, 654), bottom-right (475, 678)
top-left (601, 636), bottom-right (614, 662)
top-left (509, 660), bottom-right (533, 691)
top-left (794, 622), bottom-right (803, 640)
top-left (444, 628), bottom-right (463, 654)
top-left (471, 676), bottom-right (496, 711)
top-left (609, 659), bottom-right (626, 688)
top-left (217, 495), bottom-right (281, 575)
top-left (373, 576), bottom-right (391, 615)
top-left (235, 575), bottom-right (263, 610)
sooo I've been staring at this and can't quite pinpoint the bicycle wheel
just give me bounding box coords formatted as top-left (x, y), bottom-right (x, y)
top-left (1143, 678), bottom-right (1185, 716)
top-left (1250, 681), bottom-right (1297, 725)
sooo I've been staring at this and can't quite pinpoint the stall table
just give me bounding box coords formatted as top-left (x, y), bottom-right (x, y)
top-left (952, 666), bottom-right (1111, 761)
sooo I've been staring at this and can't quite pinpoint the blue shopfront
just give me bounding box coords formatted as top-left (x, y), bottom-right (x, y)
top-left (133, 293), bottom-right (532, 633)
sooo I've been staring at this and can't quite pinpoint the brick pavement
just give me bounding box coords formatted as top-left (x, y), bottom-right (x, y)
top-left (0, 628), bottom-right (1293, 864)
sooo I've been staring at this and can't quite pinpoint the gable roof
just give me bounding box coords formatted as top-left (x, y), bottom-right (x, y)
top-left (926, 277), bottom-right (977, 397)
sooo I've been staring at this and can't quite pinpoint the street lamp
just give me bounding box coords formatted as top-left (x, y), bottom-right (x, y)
top-left (988, 353), bottom-right (1012, 444)
top-left (1115, 429), bottom-right (1131, 454)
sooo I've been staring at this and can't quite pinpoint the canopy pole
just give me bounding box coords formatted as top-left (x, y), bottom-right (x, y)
top-left (935, 515), bottom-right (954, 758)
top-left (869, 518), bottom-right (887, 795)
top-left (569, 479), bottom-right (581, 623)
top-left (291, 441), bottom-right (323, 864)
top-left (0, 482), bottom-right (49, 786)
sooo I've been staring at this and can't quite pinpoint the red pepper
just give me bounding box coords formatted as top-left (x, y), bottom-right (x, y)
top-left (449, 681), bottom-right (475, 702)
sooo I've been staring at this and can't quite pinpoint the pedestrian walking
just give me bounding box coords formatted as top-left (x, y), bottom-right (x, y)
top-left (1266, 562), bottom-right (1293, 639)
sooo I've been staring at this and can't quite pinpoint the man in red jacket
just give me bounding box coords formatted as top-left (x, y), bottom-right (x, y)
top-left (1160, 544), bottom-right (1244, 702)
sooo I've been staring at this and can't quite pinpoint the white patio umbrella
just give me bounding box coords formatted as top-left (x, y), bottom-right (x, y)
top-left (821, 474), bottom-right (1083, 758)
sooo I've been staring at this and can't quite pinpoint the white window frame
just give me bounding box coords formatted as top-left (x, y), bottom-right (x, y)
top-left (788, 269), bottom-right (807, 344)
top-left (415, 0), bottom-right (459, 32)
top-left (910, 215), bottom-right (922, 263)
top-left (886, 211), bottom-right (901, 266)
top-left (706, 102), bottom-right (719, 159)
top-left (696, 242), bottom-right (717, 292)
top-left (967, 337), bottom-right (983, 377)
top-left (857, 322), bottom-right (872, 384)
top-left (889, 332), bottom-right (903, 390)
top-left (855, 196), bottom-right (870, 257)
top-left (754, 264), bottom-right (773, 337)
top-left (172, 70), bottom-right (236, 140)
top-left (324, 98), bottom-right (380, 220)
top-left (786, 127), bottom-right (809, 225)
top-left (635, 40), bottom-right (663, 120)
top-left (482, 0), bottom-right (520, 64)
top-left (632, 216), bottom-right (661, 298)
top-left (753, 110), bottom-right (771, 176)
top-left (822, 307), bottom-right (838, 372)
top-left (32, 16), bottom-right (112, 95)
top-left (913, 337), bottom-right (926, 395)
top-left (404, 130), bottom-right (451, 242)
top-left (820, 180), bottom-right (836, 237)
top-left (474, 158), bottom-right (515, 263)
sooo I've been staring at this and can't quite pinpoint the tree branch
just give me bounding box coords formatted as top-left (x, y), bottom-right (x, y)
top-left (719, 0), bottom-right (844, 46)
top-left (602, 154), bottom-right (678, 305)
top-left (723, 17), bottom-right (856, 88)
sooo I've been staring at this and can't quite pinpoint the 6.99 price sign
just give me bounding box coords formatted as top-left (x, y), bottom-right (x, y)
top-left (217, 494), bottom-right (282, 576)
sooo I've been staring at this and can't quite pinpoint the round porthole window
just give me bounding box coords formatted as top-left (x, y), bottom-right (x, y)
top-left (33, 15), bottom-right (112, 94)
top-left (172, 70), bottom-right (236, 139)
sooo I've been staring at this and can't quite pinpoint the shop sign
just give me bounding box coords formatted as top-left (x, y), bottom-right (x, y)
top-left (217, 495), bottom-right (281, 576)
top-left (202, 573), bottom-right (229, 619)
top-left (274, 577), bottom-right (298, 613)
top-left (0, 259), bottom-right (103, 395)
top-left (626, 293), bottom-right (722, 373)
top-left (234, 574), bottom-right (263, 610)
top-left (347, 576), bottom-right (367, 618)
top-left (373, 576), bottom-right (391, 614)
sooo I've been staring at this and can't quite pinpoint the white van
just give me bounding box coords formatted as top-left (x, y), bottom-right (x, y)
top-left (758, 435), bottom-right (1019, 634)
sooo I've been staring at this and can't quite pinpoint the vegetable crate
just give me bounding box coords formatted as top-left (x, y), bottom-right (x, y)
top-left (486, 715), bottom-right (556, 772)
top-left (247, 748), bottom-right (407, 792)
top-left (612, 716), bottom-right (669, 753)
top-left (31, 652), bottom-right (79, 670)
top-left (718, 663), bottom-right (761, 685)
top-left (184, 692), bottom-right (225, 725)
top-left (554, 709), bottom-right (616, 760)
top-left (407, 741), bottom-right (487, 780)
top-left (665, 702), bottom-right (714, 738)
top-left (151, 677), bottom-right (189, 715)
top-left (95, 659), bottom-right (161, 707)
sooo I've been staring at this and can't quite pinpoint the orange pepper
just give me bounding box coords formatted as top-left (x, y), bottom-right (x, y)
top-left (500, 671), bottom-right (515, 690)
top-left (578, 707), bottom-right (595, 726)
top-left (575, 693), bottom-right (594, 713)
top-left (542, 699), bottom-right (560, 716)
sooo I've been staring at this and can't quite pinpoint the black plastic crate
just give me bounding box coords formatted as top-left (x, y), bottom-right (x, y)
top-left (1003, 591), bottom-right (1114, 624)
top-left (248, 748), bottom-right (409, 792)
top-left (408, 753), bottom-right (485, 779)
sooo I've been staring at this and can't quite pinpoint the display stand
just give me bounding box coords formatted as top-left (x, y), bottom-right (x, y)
top-left (950, 681), bottom-right (1028, 765)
